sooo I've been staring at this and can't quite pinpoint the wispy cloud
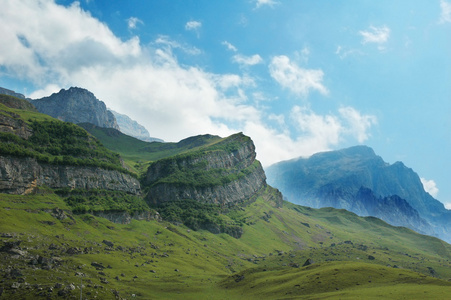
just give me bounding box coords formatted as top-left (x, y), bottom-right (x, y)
top-left (440, 0), bottom-right (451, 23)
top-left (127, 17), bottom-right (143, 30)
top-left (185, 20), bottom-right (201, 31)
top-left (222, 41), bottom-right (238, 52)
top-left (359, 25), bottom-right (390, 51)
top-left (339, 106), bottom-right (377, 143)
top-left (269, 55), bottom-right (328, 97)
top-left (232, 54), bottom-right (263, 66)
top-left (254, 0), bottom-right (279, 9)
top-left (155, 35), bottom-right (201, 55)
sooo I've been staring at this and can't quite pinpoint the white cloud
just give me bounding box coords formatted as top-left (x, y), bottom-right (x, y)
top-left (127, 17), bottom-right (143, 30)
top-left (445, 203), bottom-right (451, 210)
top-left (269, 55), bottom-right (328, 97)
top-left (0, 0), bottom-right (377, 169)
top-left (254, 0), bottom-right (279, 9)
top-left (155, 35), bottom-right (201, 55)
top-left (420, 178), bottom-right (439, 198)
top-left (222, 41), bottom-right (238, 52)
top-left (359, 25), bottom-right (390, 50)
top-left (339, 106), bottom-right (377, 143)
top-left (185, 20), bottom-right (202, 31)
top-left (232, 54), bottom-right (263, 66)
top-left (440, 0), bottom-right (451, 23)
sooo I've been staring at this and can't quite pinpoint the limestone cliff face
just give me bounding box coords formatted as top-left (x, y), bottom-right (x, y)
top-left (0, 156), bottom-right (140, 195)
top-left (31, 87), bottom-right (119, 130)
top-left (145, 133), bottom-right (282, 207)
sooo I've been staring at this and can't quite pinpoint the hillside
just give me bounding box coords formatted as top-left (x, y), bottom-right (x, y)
top-left (1, 193), bottom-right (451, 299)
top-left (1, 93), bottom-right (451, 298)
top-left (266, 146), bottom-right (451, 243)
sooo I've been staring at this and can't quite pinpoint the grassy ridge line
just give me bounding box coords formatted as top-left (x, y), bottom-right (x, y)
top-left (80, 123), bottom-right (225, 173)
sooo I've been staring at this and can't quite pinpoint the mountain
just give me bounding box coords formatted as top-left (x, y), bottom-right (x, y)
top-left (1, 94), bottom-right (451, 299)
top-left (266, 145), bottom-right (451, 242)
top-left (31, 87), bottom-right (120, 130)
top-left (110, 109), bottom-right (163, 142)
top-left (0, 87), bottom-right (27, 100)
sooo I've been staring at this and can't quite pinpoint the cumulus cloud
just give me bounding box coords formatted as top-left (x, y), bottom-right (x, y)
top-left (232, 54), bottom-right (263, 66)
top-left (127, 17), bottom-right (143, 30)
top-left (339, 106), bottom-right (377, 142)
top-left (269, 55), bottom-right (328, 97)
top-left (440, 0), bottom-right (451, 23)
top-left (420, 178), bottom-right (439, 198)
top-left (0, 0), bottom-right (377, 168)
top-left (359, 25), bottom-right (390, 50)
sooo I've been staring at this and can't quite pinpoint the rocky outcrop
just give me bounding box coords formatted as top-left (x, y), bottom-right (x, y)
top-left (0, 156), bottom-right (140, 195)
top-left (93, 210), bottom-right (160, 224)
top-left (0, 112), bottom-right (32, 139)
top-left (31, 87), bottom-right (119, 130)
top-left (145, 133), bottom-right (282, 207)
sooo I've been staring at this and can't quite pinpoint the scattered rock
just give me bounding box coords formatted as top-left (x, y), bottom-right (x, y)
top-left (91, 262), bottom-right (105, 270)
top-left (302, 258), bottom-right (314, 267)
top-left (51, 208), bottom-right (67, 220)
top-left (368, 255), bottom-right (375, 260)
top-left (102, 240), bottom-right (114, 248)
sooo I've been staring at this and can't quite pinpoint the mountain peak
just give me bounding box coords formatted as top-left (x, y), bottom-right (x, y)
top-left (31, 87), bottom-right (120, 130)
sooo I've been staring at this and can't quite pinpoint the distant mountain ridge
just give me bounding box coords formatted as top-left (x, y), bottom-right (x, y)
top-left (266, 145), bottom-right (451, 242)
top-left (110, 110), bottom-right (163, 142)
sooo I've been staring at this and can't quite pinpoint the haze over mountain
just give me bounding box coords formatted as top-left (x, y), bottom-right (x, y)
top-left (266, 146), bottom-right (451, 243)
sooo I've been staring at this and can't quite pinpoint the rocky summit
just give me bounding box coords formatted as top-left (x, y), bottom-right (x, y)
top-left (31, 87), bottom-right (119, 130)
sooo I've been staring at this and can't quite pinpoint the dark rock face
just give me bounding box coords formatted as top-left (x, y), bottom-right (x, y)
top-left (31, 87), bottom-right (119, 130)
top-left (145, 133), bottom-right (282, 207)
top-left (266, 145), bottom-right (451, 242)
top-left (0, 156), bottom-right (140, 195)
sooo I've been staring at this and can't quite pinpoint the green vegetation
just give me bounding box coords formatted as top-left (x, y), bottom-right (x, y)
top-left (80, 123), bottom-right (224, 173)
top-left (56, 188), bottom-right (149, 214)
top-left (154, 199), bottom-right (244, 235)
top-left (0, 100), bottom-right (134, 176)
top-left (1, 192), bottom-right (451, 299)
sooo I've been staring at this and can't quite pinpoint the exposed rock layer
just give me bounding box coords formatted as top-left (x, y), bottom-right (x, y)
top-left (145, 133), bottom-right (282, 207)
top-left (0, 156), bottom-right (140, 195)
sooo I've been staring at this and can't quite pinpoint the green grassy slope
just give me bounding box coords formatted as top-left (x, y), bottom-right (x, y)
top-left (1, 192), bottom-right (451, 299)
top-left (79, 123), bottom-right (224, 173)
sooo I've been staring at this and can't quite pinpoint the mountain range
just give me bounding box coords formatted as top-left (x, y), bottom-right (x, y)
top-left (1, 87), bottom-right (451, 298)
top-left (266, 145), bottom-right (451, 243)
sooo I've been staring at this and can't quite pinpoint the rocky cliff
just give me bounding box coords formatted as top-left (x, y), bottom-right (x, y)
top-left (0, 155), bottom-right (140, 195)
top-left (145, 133), bottom-right (282, 208)
top-left (31, 87), bottom-right (119, 130)
top-left (266, 145), bottom-right (451, 242)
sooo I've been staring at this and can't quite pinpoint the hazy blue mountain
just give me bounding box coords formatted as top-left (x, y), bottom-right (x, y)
top-left (266, 146), bottom-right (451, 242)
top-left (110, 110), bottom-right (163, 142)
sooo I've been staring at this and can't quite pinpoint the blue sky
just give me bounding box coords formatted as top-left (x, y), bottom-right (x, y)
top-left (0, 0), bottom-right (450, 207)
